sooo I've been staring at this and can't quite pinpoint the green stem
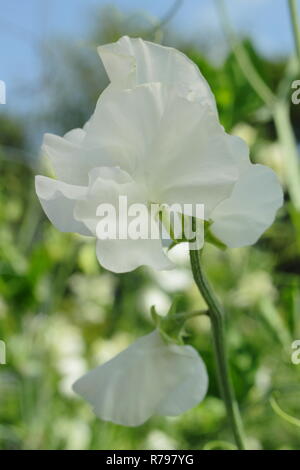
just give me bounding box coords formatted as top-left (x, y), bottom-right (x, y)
top-left (288, 0), bottom-right (300, 69)
top-left (273, 101), bottom-right (300, 210)
top-left (189, 248), bottom-right (246, 450)
top-left (216, 0), bottom-right (275, 108)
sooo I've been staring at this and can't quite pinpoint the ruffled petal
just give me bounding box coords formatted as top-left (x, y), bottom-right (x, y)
top-left (210, 164), bottom-right (283, 248)
top-left (42, 132), bottom-right (89, 186)
top-left (35, 175), bottom-right (91, 235)
top-left (98, 36), bottom-right (217, 113)
top-left (42, 129), bottom-right (124, 186)
top-left (73, 330), bottom-right (208, 426)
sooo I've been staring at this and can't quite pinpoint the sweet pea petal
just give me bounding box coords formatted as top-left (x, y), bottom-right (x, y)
top-left (35, 175), bottom-right (91, 235)
top-left (73, 166), bottom-right (144, 235)
top-left (210, 164), bottom-right (283, 248)
top-left (97, 43), bottom-right (136, 89)
top-left (73, 167), bottom-right (173, 273)
top-left (42, 129), bottom-right (128, 186)
top-left (63, 127), bottom-right (87, 144)
top-left (42, 131), bottom-right (88, 185)
top-left (84, 83), bottom-right (165, 178)
top-left (96, 237), bottom-right (173, 274)
top-left (161, 119), bottom-right (249, 208)
top-left (149, 92), bottom-right (239, 216)
top-left (73, 330), bottom-right (208, 426)
top-left (98, 36), bottom-right (217, 113)
top-left (157, 345), bottom-right (208, 416)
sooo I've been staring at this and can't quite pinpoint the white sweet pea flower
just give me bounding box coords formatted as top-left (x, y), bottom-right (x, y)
top-left (72, 330), bottom-right (208, 426)
top-left (96, 36), bottom-right (283, 249)
top-left (36, 36), bottom-right (282, 268)
top-left (36, 80), bottom-right (239, 272)
top-left (97, 35), bottom-right (217, 114)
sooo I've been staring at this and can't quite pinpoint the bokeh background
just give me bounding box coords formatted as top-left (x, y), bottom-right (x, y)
top-left (1, 0), bottom-right (300, 450)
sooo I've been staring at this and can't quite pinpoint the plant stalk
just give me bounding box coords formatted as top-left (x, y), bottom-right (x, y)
top-left (189, 248), bottom-right (246, 450)
top-left (288, 0), bottom-right (300, 69)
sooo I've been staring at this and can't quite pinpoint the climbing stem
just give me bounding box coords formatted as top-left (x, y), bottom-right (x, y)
top-left (189, 248), bottom-right (246, 450)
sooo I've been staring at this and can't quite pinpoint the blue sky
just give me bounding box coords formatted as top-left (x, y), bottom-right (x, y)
top-left (0, 0), bottom-right (299, 113)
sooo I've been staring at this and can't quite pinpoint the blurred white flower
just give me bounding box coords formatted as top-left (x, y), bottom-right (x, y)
top-left (57, 356), bottom-right (87, 397)
top-left (257, 141), bottom-right (285, 186)
top-left (254, 366), bottom-right (272, 396)
top-left (91, 332), bottom-right (132, 363)
top-left (56, 418), bottom-right (91, 450)
top-left (145, 430), bottom-right (177, 450)
top-left (231, 122), bottom-right (257, 147)
top-left (244, 437), bottom-right (262, 451)
top-left (151, 269), bottom-right (192, 293)
top-left (45, 317), bottom-right (84, 358)
top-left (69, 273), bottom-right (116, 323)
top-left (73, 330), bottom-right (208, 426)
top-left (40, 317), bottom-right (87, 396)
top-left (231, 271), bottom-right (276, 308)
top-left (139, 287), bottom-right (171, 318)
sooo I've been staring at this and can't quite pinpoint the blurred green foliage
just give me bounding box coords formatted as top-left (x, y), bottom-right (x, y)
top-left (0, 5), bottom-right (300, 450)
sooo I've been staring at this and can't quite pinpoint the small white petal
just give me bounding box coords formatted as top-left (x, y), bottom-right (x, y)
top-left (42, 130), bottom-right (124, 186)
top-left (42, 132), bottom-right (88, 186)
top-left (211, 164), bottom-right (283, 247)
top-left (96, 238), bottom-right (173, 274)
top-left (98, 36), bottom-right (217, 113)
top-left (73, 166), bottom-right (143, 235)
top-left (73, 330), bottom-right (208, 426)
top-left (35, 175), bottom-right (91, 235)
top-left (98, 44), bottom-right (136, 89)
top-left (73, 166), bottom-right (173, 273)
